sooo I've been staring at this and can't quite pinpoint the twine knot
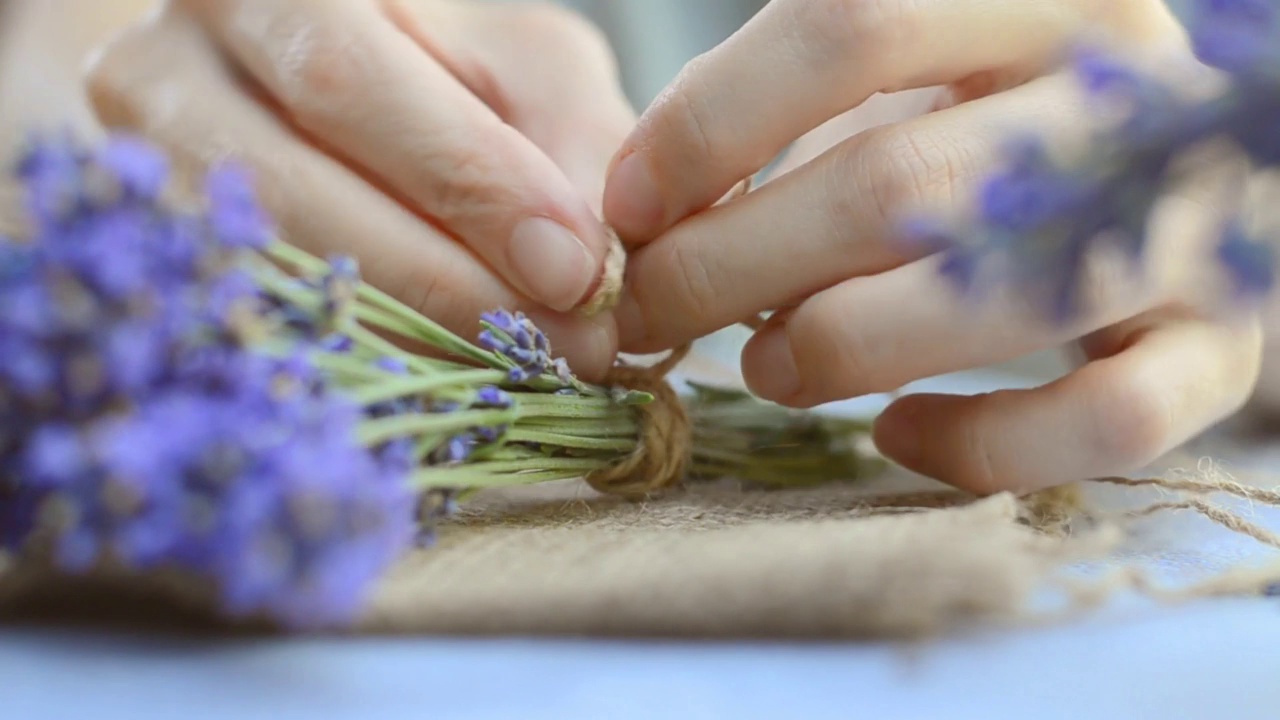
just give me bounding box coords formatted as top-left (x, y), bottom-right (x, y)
top-left (579, 178), bottom-right (754, 498)
top-left (584, 345), bottom-right (692, 499)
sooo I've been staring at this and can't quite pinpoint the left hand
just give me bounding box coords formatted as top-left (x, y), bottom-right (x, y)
top-left (86, 0), bottom-right (636, 379)
top-left (603, 0), bottom-right (1264, 493)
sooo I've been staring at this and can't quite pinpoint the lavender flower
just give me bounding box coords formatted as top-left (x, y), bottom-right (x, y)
top-left (0, 134), bottom-right (415, 629)
top-left (479, 309), bottom-right (553, 382)
top-left (1185, 0), bottom-right (1280, 79)
top-left (16, 352), bottom-right (414, 628)
top-left (910, 13), bottom-right (1280, 321)
top-left (205, 164), bottom-right (272, 250)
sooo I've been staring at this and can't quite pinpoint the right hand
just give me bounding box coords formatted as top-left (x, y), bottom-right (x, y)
top-left (87, 0), bottom-right (637, 379)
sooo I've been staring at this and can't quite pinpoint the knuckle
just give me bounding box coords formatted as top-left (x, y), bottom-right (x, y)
top-left (84, 25), bottom-right (159, 126)
top-left (1088, 370), bottom-right (1174, 469)
top-left (651, 56), bottom-right (725, 167)
top-left (1074, 249), bottom-right (1149, 314)
top-left (412, 132), bottom-right (517, 223)
top-left (260, 11), bottom-right (376, 122)
top-left (846, 125), bottom-right (980, 224)
top-left (663, 239), bottom-right (720, 326)
top-left (287, 35), bottom-right (366, 116)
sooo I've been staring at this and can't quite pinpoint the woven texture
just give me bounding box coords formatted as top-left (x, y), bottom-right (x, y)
top-left (361, 481), bottom-right (1070, 638)
top-left (0, 471), bottom-right (1087, 638)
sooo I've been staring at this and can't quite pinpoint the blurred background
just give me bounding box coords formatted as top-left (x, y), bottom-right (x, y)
top-left (564, 0), bottom-right (772, 106)
top-left (505, 0), bottom-right (769, 108)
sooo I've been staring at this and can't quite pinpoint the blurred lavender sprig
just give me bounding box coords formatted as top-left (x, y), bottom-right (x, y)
top-left (908, 0), bottom-right (1280, 321)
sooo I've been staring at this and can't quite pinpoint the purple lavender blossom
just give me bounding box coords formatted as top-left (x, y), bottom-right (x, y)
top-left (17, 352), bottom-right (415, 628)
top-left (0, 134), bottom-right (417, 629)
top-left (910, 21), bottom-right (1280, 321)
top-left (479, 309), bottom-right (553, 382)
top-left (1186, 0), bottom-right (1280, 79)
top-left (1218, 222), bottom-right (1276, 298)
top-left (95, 136), bottom-right (170, 200)
top-left (205, 164), bottom-right (272, 250)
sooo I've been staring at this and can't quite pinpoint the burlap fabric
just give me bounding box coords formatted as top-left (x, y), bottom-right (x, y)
top-left (0, 474), bottom-right (1077, 637)
top-left (3, 359), bottom-right (1279, 638)
top-left (361, 481), bottom-right (1073, 638)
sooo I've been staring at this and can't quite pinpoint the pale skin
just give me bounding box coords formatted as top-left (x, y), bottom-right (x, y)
top-left (3, 0), bottom-right (1280, 495)
top-left (2, 0), bottom-right (636, 380)
top-left (602, 0), bottom-right (1280, 494)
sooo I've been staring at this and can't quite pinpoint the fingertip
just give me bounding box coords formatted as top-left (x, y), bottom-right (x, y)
top-left (741, 324), bottom-right (805, 406)
top-left (871, 394), bottom-right (931, 472)
top-left (603, 149), bottom-right (665, 243)
top-left (525, 308), bottom-right (619, 383)
top-left (874, 393), bottom-right (998, 494)
top-left (507, 217), bottom-right (597, 312)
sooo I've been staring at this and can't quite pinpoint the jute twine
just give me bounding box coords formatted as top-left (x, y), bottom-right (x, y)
top-left (576, 178), bottom-right (764, 500)
top-left (583, 344), bottom-right (694, 498)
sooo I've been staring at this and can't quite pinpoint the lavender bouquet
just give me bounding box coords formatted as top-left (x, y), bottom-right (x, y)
top-left (0, 134), bottom-right (880, 629)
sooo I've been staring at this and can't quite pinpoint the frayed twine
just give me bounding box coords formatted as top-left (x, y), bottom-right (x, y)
top-left (842, 459), bottom-right (1280, 629)
top-left (1025, 461), bottom-right (1280, 625)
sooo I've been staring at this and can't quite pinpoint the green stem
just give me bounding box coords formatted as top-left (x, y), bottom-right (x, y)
top-left (357, 409), bottom-right (515, 446)
top-left (353, 369), bottom-right (508, 406)
top-left (503, 429), bottom-right (636, 452)
top-left (517, 418), bottom-right (637, 438)
top-left (266, 241), bottom-right (496, 366)
top-left (413, 457), bottom-right (608, 489)
top-left (345, 325), bottom-right (445, 375)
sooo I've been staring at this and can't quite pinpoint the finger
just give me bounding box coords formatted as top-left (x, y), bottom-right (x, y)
top-left (616, 76), bottom-right (1089, 353)
top-left (603, 0), bottom-right (1179, 241)
top-left (386, 0), bottom-right (638, 213)
top-left (181, 0), bottom-right (611, 313)
top-left (87, 7), bottom-right (617, 379)
top-left (736, 137), bottom-right (1244, 407)
top-left (762, 89), bottom-right (941, 182)
top-left (870, 310), bottom-right (1263, 495)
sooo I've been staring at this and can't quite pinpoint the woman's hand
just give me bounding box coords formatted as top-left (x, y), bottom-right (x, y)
top-left (88, 0), bottom-right (637, 378)
top-left (603, 0), bottom-right (1264, 493)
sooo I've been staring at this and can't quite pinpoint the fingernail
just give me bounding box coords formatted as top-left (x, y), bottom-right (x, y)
top-left (604, 151), bottom-right (664, 240)
top-left (613, 291), bottom-right (646, 350)
top-left (872, 402), bottom-right (923, 467)
top-left (508, 217), bottom-right (596, 312)
top-left (744, 327), bottom-right (802, 402)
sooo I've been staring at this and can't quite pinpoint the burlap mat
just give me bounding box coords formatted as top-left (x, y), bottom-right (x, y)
top-left (361, 480), bottom-right (1069, 638)
top-left (2, 353), bottom-right (1278, 638)
top-left (0, 469), bottom-right (1103, 639)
